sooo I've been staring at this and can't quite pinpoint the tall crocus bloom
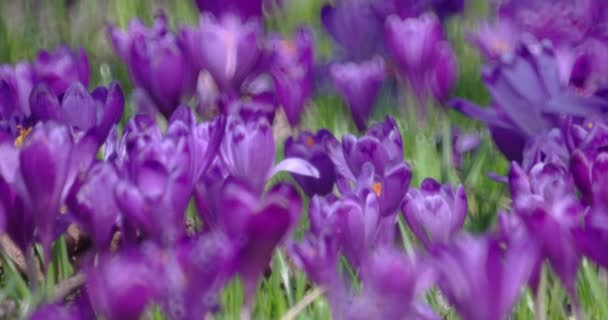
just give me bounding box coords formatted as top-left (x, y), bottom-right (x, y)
top-left (325, 116), bottom-right (411, 216)
top-left (268, 27), bottom-right (314, 126)
top-left (29, 82), bottom-right (124, 143)
top-left (330, 57), bottom-right (386, 131)
top-left (433, 234), bottom-right (537, 320)
top-left (108, 13), bottom-right (195, 118)
top-left (88, 249), bottom-right (159, 320)
top-left (385, 12), bottom-right (457, 102)
top-left (14, 122), bottom-right (96, 261)
top-left (284, 129), bottom-right (336, 196)
top-left (181, 13), bottom-right (263, 94)
top-left (220, 115), bottom-right (318, 194)
top-left (67, 162), bottom-right (120, 252)
top-left (509, 160), bottom-right (583, 300)
top-left (217, 179), bottom-right (301, 301)
top-left (321, 0), bottom-right (385, 61)
top-left (451, 43), bottom-right (608, 162)
top-left (402, 178), bottom-right (467, 247)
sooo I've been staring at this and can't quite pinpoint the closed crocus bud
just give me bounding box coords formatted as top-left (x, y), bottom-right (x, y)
top-left (433, 234), bottom-right (537, 320)
top-left (108, 13), bottom-right (195, 118)
top-left (181, 13), bottom-right (263, 93)
top-left (67, 162), bottom-right (120, 252)
top-left (285, 129), bottom-right (336, 196)
top-left (330, 57), bottom-right (386, 131)
top-left (402, 178), bottom-right (467, 247)
top-left (32, 45), bottom-right (89, 97)
top-left (220, 115), bottom-right (318, 194)
top-left (268, 27), bottom-right (314, 126)
top-left (385, 13), bottom-right (443, 76)
top-left (427, 41), bottom-right (458, 101)
top-left (88, 250), bottom-right (159, 320)
top-left (16, 122), bottom-right (97, 262)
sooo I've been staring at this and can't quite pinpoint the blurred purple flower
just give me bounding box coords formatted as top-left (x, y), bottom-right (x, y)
top-left (452, 129), bottom-right (481, 167)
top-left (181, 13), bottom-right (263, 94)
top-left (195, 0), bottom-right (281, 21)
top-left (321, 0), bottom-right (385, 61)
top-left (451, 43), bottom-right (608, 162)
top-left (433, 234), bottom-right (537, 320)
top-left (325, 116), bottom-right (411, 216)
top-left (284, 129), bottom-right (336, 196)
top-left (330, 57), bottom-right (386, 131)
top-left (402, 178), bottom-right (467, 247)
top-left (220, 115), bottom-right (318, 194)
top-left (268, 27), bottom-right (314, 126)
top-left (31, 45), bottom-right (89, 97)
top-left (217, 179), bottom-right (301, 300)
top-left (468, 19), bottom-right (520, 61)
top-left (0, 62), bottom-right (34, 127)
top-left (108, 13), bottom-right (196, 118)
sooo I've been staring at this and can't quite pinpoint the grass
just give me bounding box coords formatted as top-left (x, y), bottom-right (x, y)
top-left (1, 0), bottom-right (608, 319)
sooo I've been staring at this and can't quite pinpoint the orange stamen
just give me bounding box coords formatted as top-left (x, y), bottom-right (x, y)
top-left (372, 182), bottom-right (382, 197)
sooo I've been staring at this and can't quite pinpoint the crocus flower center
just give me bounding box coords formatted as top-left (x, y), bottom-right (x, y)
top-left (305, 136), bottom-right (315, 147)
top-left (492, 40), bottom-right (509, 55)
top-left (372, 182), bottom-right (382, 197)
top-left (14, 125), bottom-right (32, 147)
top-left (280, 40), bottom-right (297, 58)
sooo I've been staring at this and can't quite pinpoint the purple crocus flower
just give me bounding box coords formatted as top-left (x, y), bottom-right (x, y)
top-left (568, 120), bottom-right (608, 203)
top-left (29, 82), bottom-right (124, 143)
top-left (321, 0), bottom-right (385, 61)
top-left (451, 43), bottom-right (608, 162)
top-left (402, 178), bottom-right (467, 247)
top-left (330, 57), bottom-right (386, 131)
top-left (108, 13), bottom-right (196, 118)
top-left (468, 19), bottom-right (520, 61)
top-left (451, 129), bottom-right (481, 167)
top-left (268, 27), bottom-right (314, 126)
top-left (433, 234), bottom-right (537, 320)
top-left (180, 13), bottom-right (263, 94)
top-left (0, 62), bottom-right (34, 127)
top-left (13, 122), bottom-right (97, 261)
top-left (385, 12), bottom-right (458, 102)
top-left (284, 129), bottom-right (336, 196)
top-left (325, 116), bottom-right (411, 216)
top-left (67, 162), bottom-right (120, 252)
top-left (29, 304), bottom-right (80, 320)
top-left (509, 160), bottom-right (583, 300)
top-left (87, 249), bottom-right (160, 320)
top-left (340, 247), bottom-right (438, 320)
top-left (220, 115), bottom-right (319, 194)
top-left (31, 45), bottom-right (89, 97)
top-left (217, 179), bottom-right (301, 301)
top-left (289, 233), bottom-right (340, 287)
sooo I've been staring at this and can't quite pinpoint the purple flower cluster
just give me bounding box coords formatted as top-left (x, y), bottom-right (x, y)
top-left (6, 0), bottom-right (608, 319)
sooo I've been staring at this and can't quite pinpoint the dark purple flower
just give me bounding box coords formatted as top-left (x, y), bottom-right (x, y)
top-left (289, 233), bottom-right (340, 287)
top-left (433, 234), bottom-right (537, 320)
top-left (325, 116), bottom-right (411, 216)
top-left (217, 179), bottom-right (301, 300)
top-left (402, 178), bottom-right (467, 247)
top-left (30, 82), bottom-right (124, 143)
top-left (0, 62), bottom-right (34, 124)
top-left (108, 13), bottom-right (196, 118)
top-left (67, 162), bottom-right (120, 252)
top-left (0, 143), bottom-right (31, 252)
top-left (88, 249), bottom-right (159, 320)
top-left (220, 115), bottom-right (318, 194)
top-left (268, 27), bottom-right (314, 126)
top-left (451, 43), bottom-right (608, 162)
top-left (321, 0), bottom-right (385, 61)
top-left (29, 303), bottom-right (79, 320)
top-left (284, 129), bottom-right (336, 196)
top-left (31, 45), bottom-right (89, 97)
top-left (330, 57), bottom-right (386, 131)
top-left (180, 13), bottom-right (263, 94)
